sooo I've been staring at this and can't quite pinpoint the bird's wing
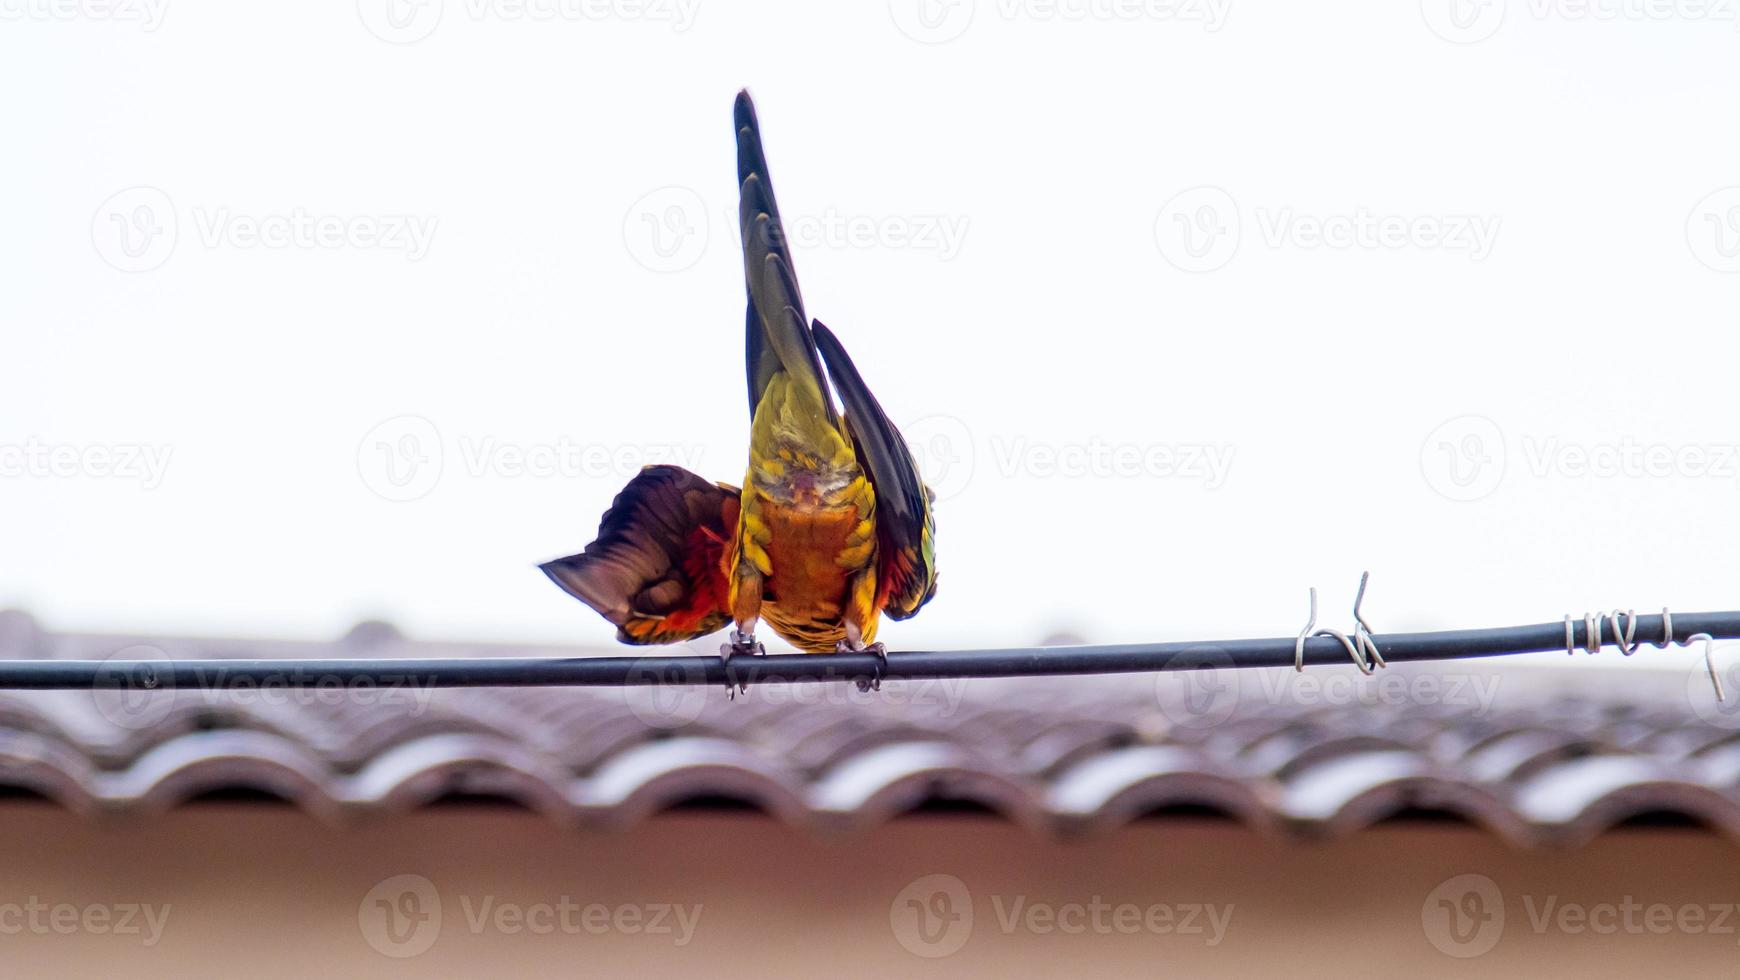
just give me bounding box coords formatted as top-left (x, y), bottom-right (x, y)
top-left (811, 320), bottom-right (938, 619)
top-left (541, 465), bottom-right (739, 644)
top-left (735, 89), bottom-right (837, 426)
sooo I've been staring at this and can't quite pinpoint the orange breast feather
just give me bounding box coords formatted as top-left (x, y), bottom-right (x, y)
top-left (758, 497), bottom-right (865, 650)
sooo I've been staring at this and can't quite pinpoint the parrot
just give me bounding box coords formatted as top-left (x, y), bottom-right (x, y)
top-left (540, 90), bottom-right (938, 690)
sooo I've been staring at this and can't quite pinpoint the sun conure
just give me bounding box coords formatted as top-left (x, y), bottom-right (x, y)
top-left (541, 90), bottom-right (938, 686)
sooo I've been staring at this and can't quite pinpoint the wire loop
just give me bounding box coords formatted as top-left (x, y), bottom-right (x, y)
top-left (1688, 633), bottom-right (1726, 703)
top-left (1352, 571), bottom-right (1386, 670)
top-left (1562, 607), bottom-right (1724, 701)
top-left (1611, 609), bottom-right (1639, 656)
top-left (1295, 572), bottom-right (1387, 674)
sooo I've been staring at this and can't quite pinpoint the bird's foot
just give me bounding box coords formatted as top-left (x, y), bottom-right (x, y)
top-left (720, 630), bottom-right (765, 699)
top-left (838, 640), bottom-right (889, 693)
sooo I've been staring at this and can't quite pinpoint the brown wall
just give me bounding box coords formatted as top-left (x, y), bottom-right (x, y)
top-left (0, 804), bottom-right (1734, 977)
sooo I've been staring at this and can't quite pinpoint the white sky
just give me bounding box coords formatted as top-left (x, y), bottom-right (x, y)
top-left (4, 0), bottom-right (1740, 674)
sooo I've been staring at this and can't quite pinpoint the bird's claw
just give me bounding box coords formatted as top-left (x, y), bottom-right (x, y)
top-left (843, 641), bottom-right (888, 693)
top-left (720, 630), bottom-right (764, 699)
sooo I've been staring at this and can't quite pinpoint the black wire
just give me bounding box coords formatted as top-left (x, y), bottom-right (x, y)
top-left (11, 611), bottom-right (1734, 691)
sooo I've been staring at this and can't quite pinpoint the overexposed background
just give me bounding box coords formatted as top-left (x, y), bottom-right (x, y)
top-left (4, 0), bottom-right (1740, 668)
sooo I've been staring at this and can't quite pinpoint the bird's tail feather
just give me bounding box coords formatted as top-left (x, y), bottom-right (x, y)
top-left (736, 89), bottom-right (835, 426)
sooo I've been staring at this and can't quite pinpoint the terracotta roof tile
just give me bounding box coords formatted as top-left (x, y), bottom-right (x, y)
top-left (0, 612), bottom-right (1735, 847)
